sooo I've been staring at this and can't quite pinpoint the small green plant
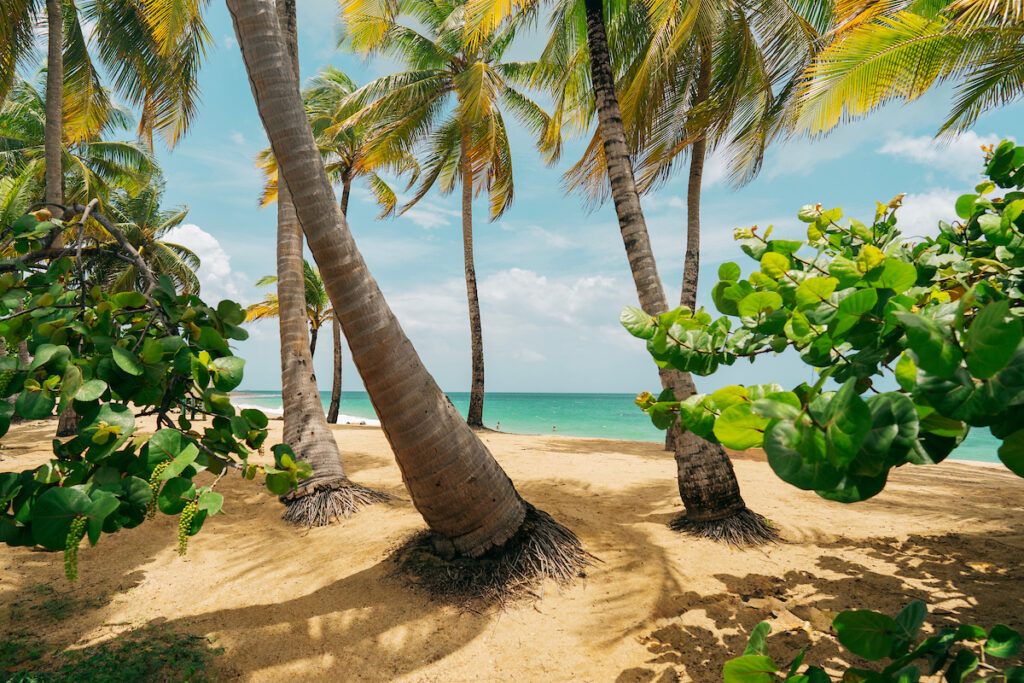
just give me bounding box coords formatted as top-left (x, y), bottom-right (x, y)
top-left (724, 602), bottom-right (1024, 682)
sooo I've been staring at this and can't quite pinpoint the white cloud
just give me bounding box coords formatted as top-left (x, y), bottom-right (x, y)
top-left (162, 223), bottom-right (251, 304)
top-left (230, 131), bottom-right (246, 146)
top-left (894, 188), bottom-right (960, 238)
top-left (877, 131), bottom-right (1005, 178)
top-left (401, 206), bottom-right (454, 230)
top-left (222, 33), bottom-right (237, 49)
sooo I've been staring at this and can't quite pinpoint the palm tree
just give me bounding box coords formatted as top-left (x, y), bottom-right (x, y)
top-left (0, 77), bottom-right (155, 208)
top-left (465, 0), bottom-right (819, 542)
top-left (255, 66), bottom-right (415, 423)
top-left (98, 178), bottom-right (201, 295)
top-left (796, 0), bottom-right (1024, 134)
top-left (245, 260), bottom-right (332, 357)
top-left (340, 0), bottom-right (559, 428)
top-left (226, 0), bottom-right (588, 581)
top-left (260, 0), bottom-right (388, 527)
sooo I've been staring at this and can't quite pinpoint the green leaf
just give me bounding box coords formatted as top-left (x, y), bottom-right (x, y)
top-left (985, 625), bottom-right (1023, 658)
top-left (85, 491), bottom-right (120, 546)
top-left (15, 384), bottom-right (55, 419)
top-left (998, 429), bottom-right (1024, 477)
top-left (197, 491), bottom-right (224, 516)
top-left (147, 429), bottom-right (182, 462)
top-left (30, 487), bottom-right (91, 550)
top-left (738, 292), bottom-right (784, 319)
top-left (764, 420), bottom-right (843, 491)
top-left (743, 622), bottom-right (771, 656)
top-left (795, 278), bottom-right (838, 308)
top-left (824, 382), bottom-right (872, 466)
top-left (833, 610), bottom-right (900, 660)
top-left (838, 289), bottom-right (877, 316)
top-left (722, 655), bottom-right (778, 683)
top-left (621, 307), bottom-right (656, 339)
top-left (894, 601), bottom-right (927, 642)
top-left (211, 356), bottom-right (246, 392)
top-left (719, 262), bottom-right (741, 281)
top-left (964, 301), bottom-right (1023, 380)
top-left (955, 194), bottom-right (978, 219)
top-left (830, 256), bottom-right (861, 287)
top-left (265, 471), bottom-right (293, 496)
top-left (894, 312), bottom-right (963, 378)
top-left (714, 403), bottom-right (769, 450)
top-left (895, 354), bottom-right (917, 392)
top-left (111, 346), bottom-right (143, 377)
top-left (761, 252), bottom-right (790, 278)
top-left (163, 444), bottom-right (200, 479)
top-left (863, 394), bottom-right (919, 461)
top-left (197, 326), bottom-right (230, 354)
top-left (867, 260), bottom-right (917, 293)
top-left (157, 477), bottom-right (195, 515)
top-left (75, 379), bottom-right (108, 402)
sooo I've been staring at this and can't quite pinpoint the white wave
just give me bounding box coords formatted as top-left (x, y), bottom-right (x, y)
top-left (232, 402), bottom-right (380, 427)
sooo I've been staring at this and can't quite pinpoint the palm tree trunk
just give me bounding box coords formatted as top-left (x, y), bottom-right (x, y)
top-left (460, 121), bottom-right (485, 428)
top-left (272, 0), bottom-right (386, 526)
top-left (142, 91), bottom-right (156, 153)
top-left (680, 46), bottom-right (711, 311)
top-left (583, 0), bottom-right (773, 544)
top-left (327, 176), bottom-right (351, 426)
top-left (226, 0), bottom-right (588, 580)
top-left (308, 324), bottom-right (318, 358)
top-left (44, 0), bottom-right (63, 221)
top-left (340, 176), bottom-right (351, 217)
top-left (327, 315), bottom-right (342, 424)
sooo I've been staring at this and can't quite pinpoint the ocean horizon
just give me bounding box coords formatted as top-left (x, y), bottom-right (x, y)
top-left (231, 390), bottom-right (1003, 465)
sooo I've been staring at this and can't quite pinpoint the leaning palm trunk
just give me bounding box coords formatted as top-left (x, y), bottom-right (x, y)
top-left (273, 0), bottom-right (386, 526)
top-left (583, 0), bottom-right (773, 544)
top-left (461, 122), bottom-right (486, 428)
top-left (226, 0), bottom-right (588, 585)
top-left (327, 316), bottom-right (342, 424)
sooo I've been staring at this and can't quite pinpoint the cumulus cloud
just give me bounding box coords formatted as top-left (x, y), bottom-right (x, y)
top-left (162, 223), bottom-right (251, 303)
top-left (877, 131), bottom-right (1005, 178)
top-left (894, 189), bottom-right (960, 238)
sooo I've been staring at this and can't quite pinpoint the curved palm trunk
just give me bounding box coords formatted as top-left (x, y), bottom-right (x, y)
top-left (327, 316), bottom-right (342, 423)
top-left (273, 0), bottom-right (385, 526)
top-left (308, 323), bottom-right (318, 357)
top-left (226, 0), bottom-right (588, 577)
top-left (583, 0), bottom-right (773, 544)
top-left (460, 122), bottom-right (485, 428)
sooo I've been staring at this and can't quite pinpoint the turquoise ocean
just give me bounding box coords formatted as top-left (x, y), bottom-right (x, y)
top-left (232, 391), bottom-right (1003, 465)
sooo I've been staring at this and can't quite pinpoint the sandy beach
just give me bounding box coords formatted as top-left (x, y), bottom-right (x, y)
top-left (1, 416), bottom-right (1022, 681)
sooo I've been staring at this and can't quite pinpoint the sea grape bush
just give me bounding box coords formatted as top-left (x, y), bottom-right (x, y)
top-left (723, 602), bottom-right (1024, 682)
top-left (624, 140), bottom-right (1024, 502)
top-left (0, 205), bottom-right (310, 579)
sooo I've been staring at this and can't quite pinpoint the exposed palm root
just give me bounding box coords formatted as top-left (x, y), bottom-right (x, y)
top-left (669, 507), bottom-right (779, 546)
top-left (281, 479), bottom-right (390, 527)
top-left (394, 503), bottom-right (596, 607)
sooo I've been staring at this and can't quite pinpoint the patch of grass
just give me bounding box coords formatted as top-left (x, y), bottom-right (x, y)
top-left (3, 627), bottom-right (224, 683)
top-left (0, 632), bottom-right (45, 673)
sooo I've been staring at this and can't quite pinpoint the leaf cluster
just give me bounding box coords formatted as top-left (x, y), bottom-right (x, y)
top-left (0, 207), bottom-right (308, 571)
top-left (724, 602), bottom-right (1023, 682)
top-left (625, 140), bottom-right (1024, 502)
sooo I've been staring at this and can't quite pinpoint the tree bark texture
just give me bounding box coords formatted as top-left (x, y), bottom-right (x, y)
top-left (584, 0), bottom-right (749, 525)
top-left (227, 0), bottom-right (528, 556)
top-left (460, 122), bottom-right (485, 428)
top-left (680, 46), bottom-right (711, 312)
top-left (273, 0), bottom-right (347, 487)
top-left (44, 0), bottom-right (63, 220)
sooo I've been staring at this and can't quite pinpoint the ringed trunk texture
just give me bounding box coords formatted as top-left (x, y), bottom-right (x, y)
top-left (584, 0), bottom-right (770, 542)
top-left (44, 0), bottom-right (63, 221)
top-left (309, 324), bottom-right (318, 358)
top-left (227, 0), bottom-right (559, 558)
top-left (460, 123), bottom-right (485, 428)
top-left (327, 316), bottom-right (342, 424)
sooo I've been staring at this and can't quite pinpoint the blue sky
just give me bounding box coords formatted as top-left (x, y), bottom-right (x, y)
top-left (137, 0), bottom-right (1023, 395)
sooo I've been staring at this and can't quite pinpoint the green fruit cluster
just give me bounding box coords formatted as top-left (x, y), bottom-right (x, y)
top-left (64, 515), bottom-right (88, 581)
top-left (146, 461), bottom-right (170, 519)
top-left (177, 501), bottom-right (197, 555)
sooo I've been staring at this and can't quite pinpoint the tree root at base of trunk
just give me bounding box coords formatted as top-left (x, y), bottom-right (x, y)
top-left (281, 480), bottom-right (390, 527)
top-left (669, 507), bottom-right (779, 546)
top-left (393, 503), bottom-right (596, 607)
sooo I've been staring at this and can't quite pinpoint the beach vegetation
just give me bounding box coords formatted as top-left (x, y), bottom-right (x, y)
top-left (627, 141), bottom-right (1024, 502)
top-left (724, 602), bottom-right (1024, 682)
top-left (0, 202), bottom-right (307, 580)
